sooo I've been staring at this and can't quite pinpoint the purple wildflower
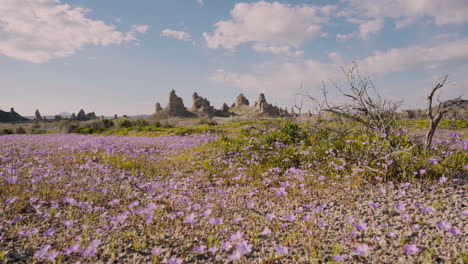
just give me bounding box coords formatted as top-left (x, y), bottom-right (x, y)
top-left (332, 254), bottom-right (345, 262)
top-left (184, 213), bottom-right (197, 224)
top-left (404, 244), bottom-right (419, 255)
top-left (151, 247), bottom-right (161, 255)
top-left (354, 244), bottom-right (370, 256)
top-left (275, 244), bottom-right (288, 256)
top-left (354, 222), bottom-right (367, 231)
top-left (438, 176), bottom-right (447, 184)
top-left (220, 241), bottom-right (232, 251)
top-left (422, 206), bottom-right (436, 213)
top-left (63, 243), bottom-right (80, 255)
top-left (265, 213), bottom-right (275, 221)
top-left (395, 202), bottom-right (406, 212)
top-left (44, 250), bottom-right (59, 261)
top-left (193, 245), bottom-right (206, 253)
top-left (235, 240), bottom-right (252, 254)
top-left (228, 250), bottom-right (242, 261)
top-left (401, 214), bottom-right (412, 222)
top-left (261, 226), bottom-right (272, 236)
top-left (81, 239), bottom-right (101, 257)
top-left (6, 197), bottom-right (18, 205)
top-left (449, 226), bottom-right (461, 236)
top-left (208, 246), bottom-right (218, 253)
top-left (437, 221), bottom-right (451, 230)
top-left (401, 182), bottom-right (411, 188)
top-left (64, 220), bottom-right (73, 228)
top-left (166, 257), bottom-right (182, 264)
top-left (34, 245), bottom-right (51, 259)
top-left (285, 214), bottom-right (295, 222)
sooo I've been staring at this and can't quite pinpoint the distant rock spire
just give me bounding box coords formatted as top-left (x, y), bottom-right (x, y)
top-left (235, 94), bottom-right (249, 107)
top-left (35, 109), bottom-right (43, 121)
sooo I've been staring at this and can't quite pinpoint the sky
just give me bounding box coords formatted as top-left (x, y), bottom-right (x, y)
top-left (0, 0), bottom-right (467, 116)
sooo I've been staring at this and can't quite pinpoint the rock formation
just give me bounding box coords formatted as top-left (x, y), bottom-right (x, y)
top-left (77, 109), bottom-right (87, 121)
top-left (221, 103), bottom-right (230, 113)
top-left (190, 92), bottom-right (234, 117)
top-left (35, 109), bottom-right (43, 121)
top-left (0, 108), bottom-right (29, 123)
top-left (253, 93), bottom-right (289, 117)
top-left (69, 109), bottom-right (98, 121)
top-left (155, 103), bottom-right (163, 113)
top-left (191, 93), bottom-right (212, 112)
top-left (86, 112), bottom-right (97, 120)
top-left (153, 90), bottom-right (196, 118)
top-left (235, 94), bottom-right (249, 107)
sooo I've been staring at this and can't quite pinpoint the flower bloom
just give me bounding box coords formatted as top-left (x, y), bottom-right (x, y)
top-left (275, 244), bottom-right (288, 256)
top-left (6, 197), bottom-right (18, 205)
top-left (208, 246), bottom-right (218, 253)
top-left (449, 227), bottom-right (461, 236)
top-left (220, 241), bottom-right (232, 251)
top-left (261, 226), bottom-right (272, 236)
top-left (354, 222), bottom-right (367, 231)
top-left (184, 213), bottom-right (197, 224)
top-left (437, 221), bottom-right (451, 230)
top-left (438, 176), bottom-right (447, 184)
top-left (404, 244), bottom-right (419, 255)
top-left (265, 213), bottom-right (275, 221)
top-left (34, 245), bottom-right (51, 259)
top-left (422, 206), bottom-right (436, 213)
top-left (228, 250), bottom-right (242, 261)
top-left (81, 239), bottom-right (101, 257)
top-left (63, 243), bottom-right (80, 255)
top-left (395, 202), bottom-right (406, 212)
top-left (285, 214), bottom-right (295, 222)
top-left (151, 247), bottom-right (161, 255)
top-left (193, 245), bottom-right (206, 253)
top-left (166, 257), bottom-right (182, 264)
top-left (332, 254), bottom-right (345, 262)
top-left (230, 231), bottom-right (243, 242)
top-left (63, 220), bottom-right (73, 228)
top-left (354, 244), bottom-right (370, 256)
top-left (235, 240), bottom-right (252, 255)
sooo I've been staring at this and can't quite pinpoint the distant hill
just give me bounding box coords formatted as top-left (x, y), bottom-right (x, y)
top-left (57, 112), bottom-right (72, 117)
top-left (0, 108), bottom-right (29, 123)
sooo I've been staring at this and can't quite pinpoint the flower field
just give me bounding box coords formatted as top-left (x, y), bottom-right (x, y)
top-left (0, 124), bottom-right (466, 263)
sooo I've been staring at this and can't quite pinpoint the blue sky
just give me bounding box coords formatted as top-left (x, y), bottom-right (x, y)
top-left (0, 0), bottom-right (467, 116)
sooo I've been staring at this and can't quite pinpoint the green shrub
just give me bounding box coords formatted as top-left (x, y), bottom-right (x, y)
top-left (15, 127), bottom-right (26, 134)
top-left (199, 118), bottom-right (218, 126)
top-left (116, 118), bottom-right (134, 129)
top-left (0, 128), bottom-right (14, 135)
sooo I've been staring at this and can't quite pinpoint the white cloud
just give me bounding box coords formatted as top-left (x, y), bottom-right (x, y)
top-left (209, 60), bottom-right (339, 99)
top-left (336, 33), bottom-right (354, 41)
top-left (161, 29), bottom-right (192, 42)
top-left (358, 19), bottom-right (383, 39)
top-left (197, 0), bottom-right (204, 6)
top-left (432, 33), bottom-right (460, 40)
top-left (346, 0), bottom-right (468, 27)
top-left (209, 38), bottom-right (468, 99)
top-left (357, 38), bottom-right (468, 75)
top-left (252, 43), bottom-right (303, 57)
top-left (133, 25), bottom-right (150, 34)
top-left (0, 0), bottom-right (147, 63)
top-left (203, 1), bottom-right (335, 53)
top-left (328, 52), bottom-right (343, 65)
top-left (344, 17), bottom-right (383, 39)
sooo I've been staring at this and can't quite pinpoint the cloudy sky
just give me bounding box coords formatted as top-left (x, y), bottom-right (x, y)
top-left (1, 0), bottom-right (467, 116)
